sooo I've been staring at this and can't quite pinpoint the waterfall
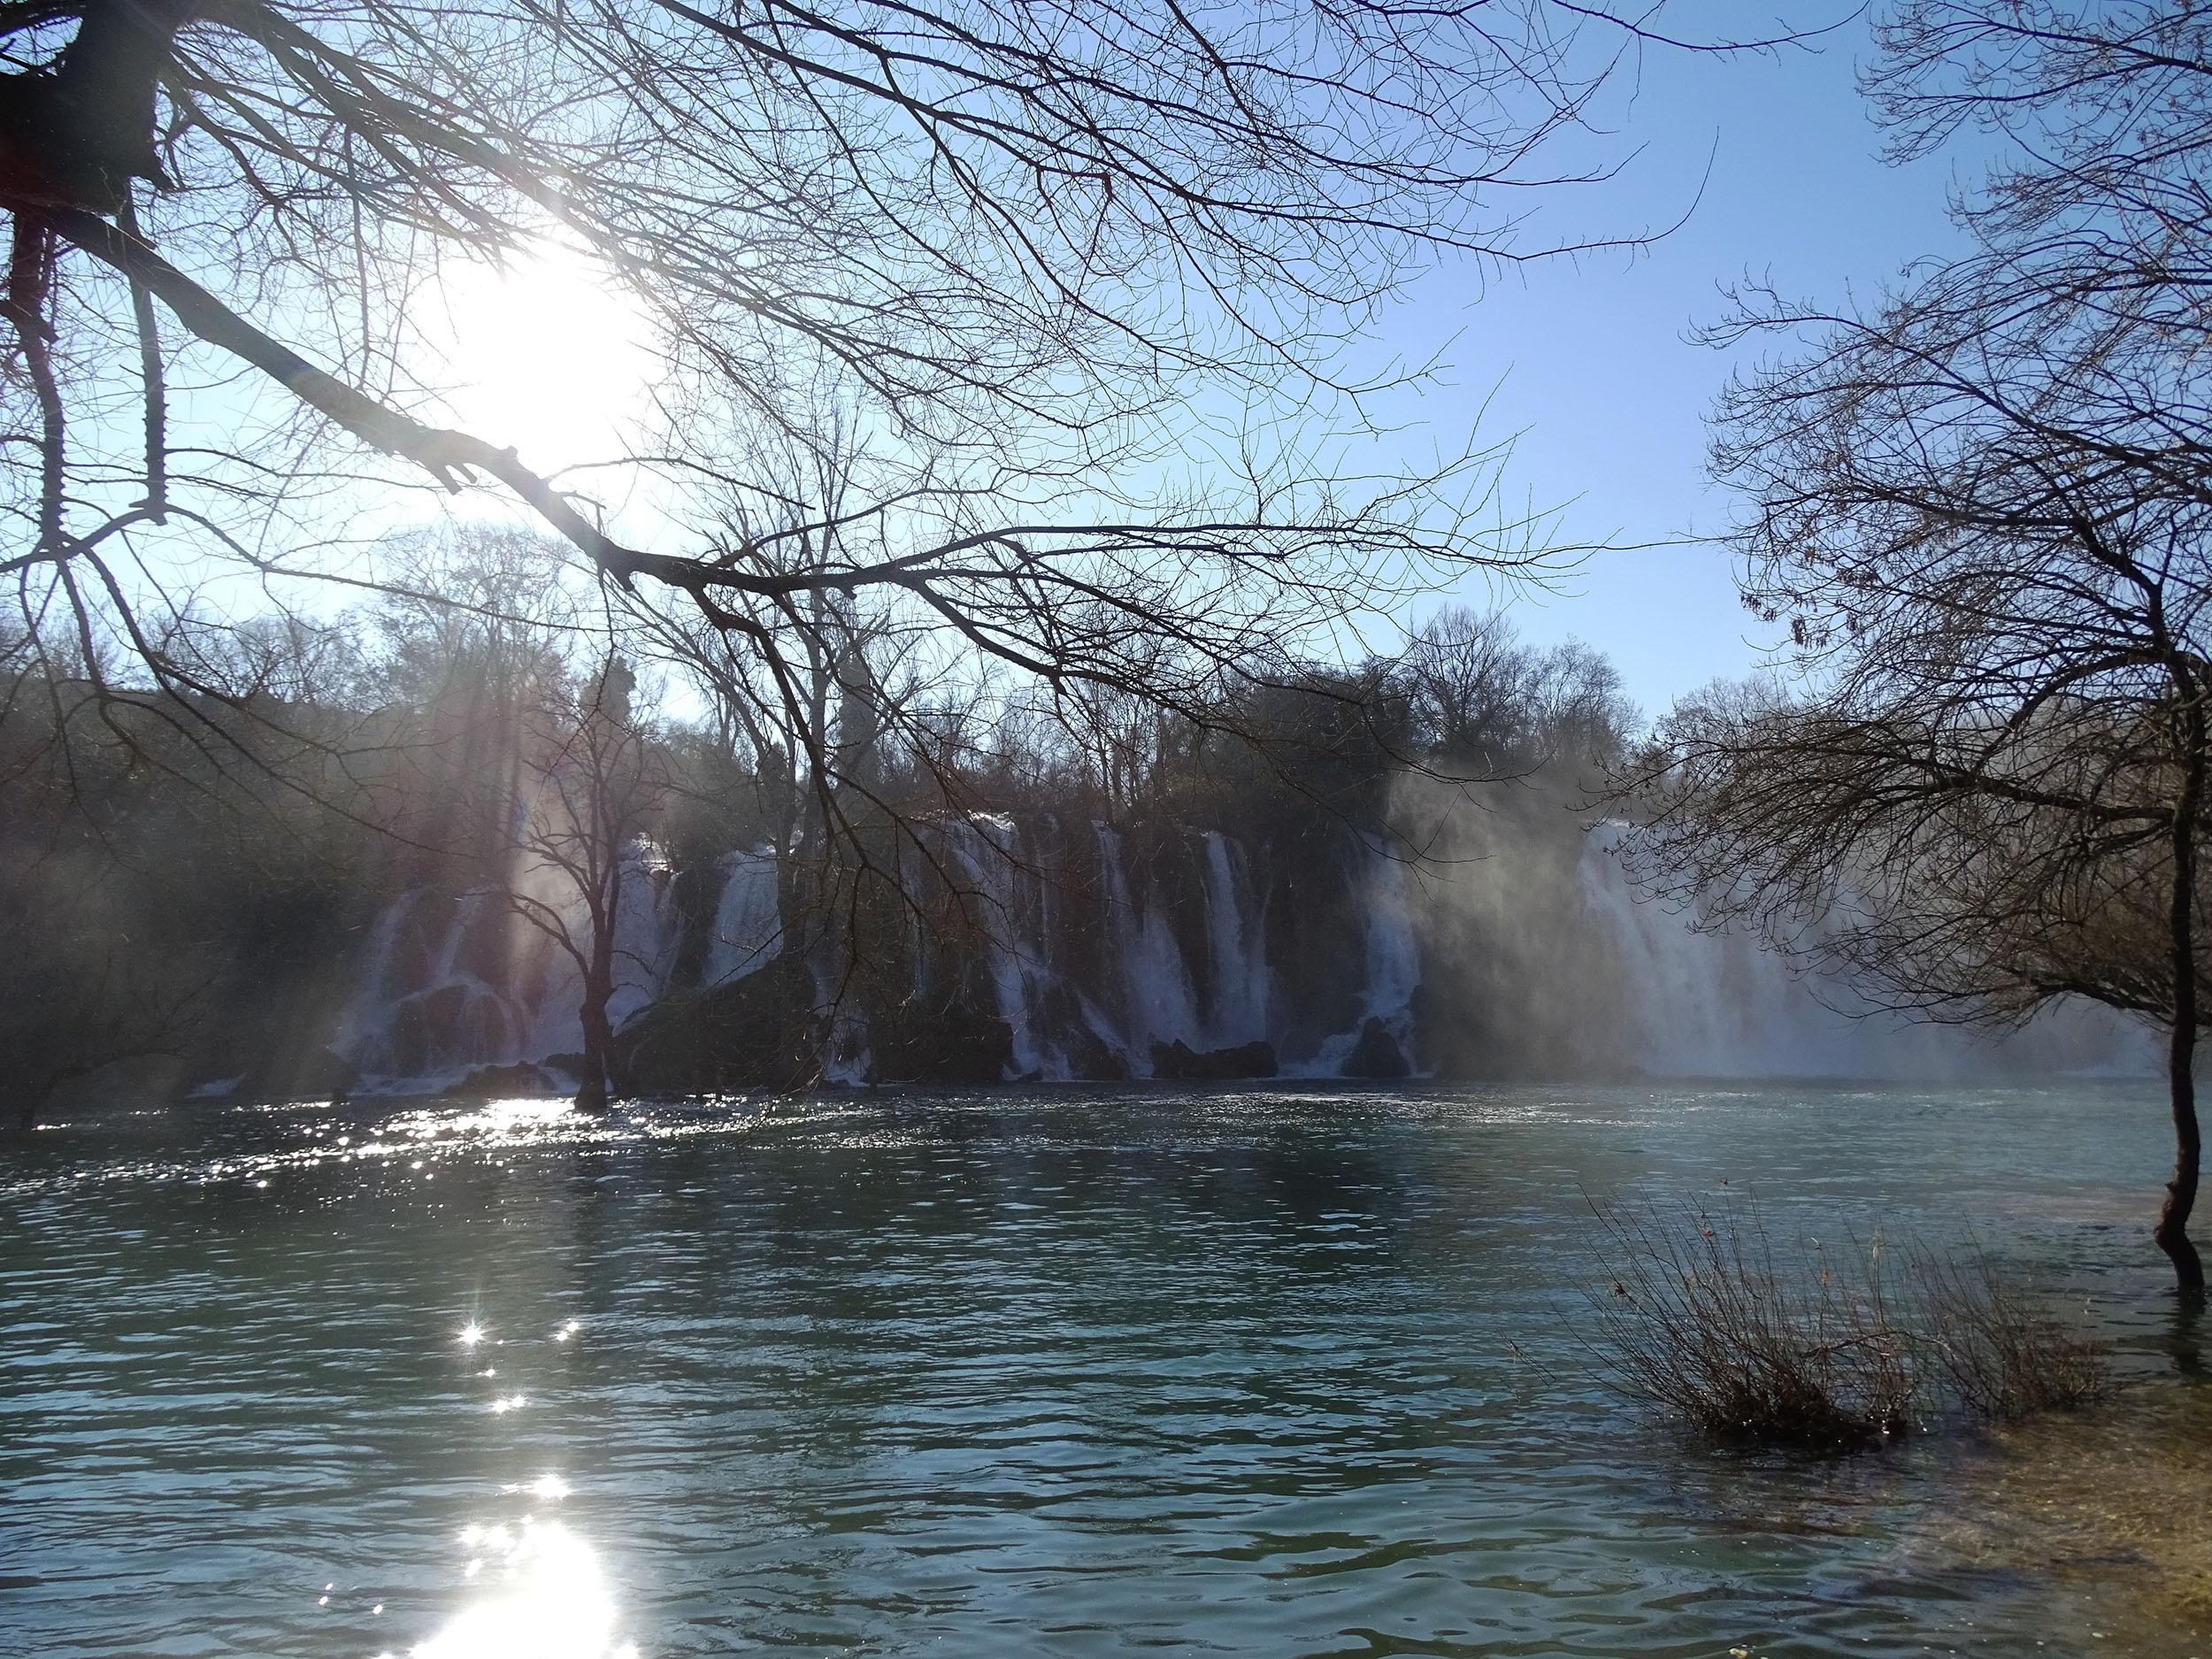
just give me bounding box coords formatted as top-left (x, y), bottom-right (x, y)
top-left (703, 848), bottom-right (783, 987)
top-left (924, 814), bottom-right (1115, 1079)
top-left (898, 817), bottom-right (1283, 1079)
top-left (1571, 822), bottom-right (2152, 1079)
top-left (335, 887), bottom-right (414, 1057)
top-left (328, 808), bottom-right (2157, 1094)
top-left (1573, 818), bottom-right (2008, 1077)
top-left (339, 816), bottom-right (1449, 1088)
top-left (1360, 847), bottom-right (1421, 1033)
top-left (1094, 823), bottom-right (1202, 1057)
top-left (1575, 828), bottom-right (1796, 1074)
top-left (926, 815), bottom-right (1020, 1072)
top-left (1294, 834), bottom-right (1424, 1078)
top-left (343, 841), bottom-right (685, 1089)
top-left (343, 887), bottom-right (532, 1084)
top-left (1200, 832), bottom-right (1270, 1047)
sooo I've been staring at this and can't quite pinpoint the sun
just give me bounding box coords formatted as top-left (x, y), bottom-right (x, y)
top-left (430, 243), bottom-right (659, 477)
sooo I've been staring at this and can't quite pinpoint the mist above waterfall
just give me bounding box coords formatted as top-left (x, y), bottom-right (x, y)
top-left (1390, 772), bottom-right (2153, 1081)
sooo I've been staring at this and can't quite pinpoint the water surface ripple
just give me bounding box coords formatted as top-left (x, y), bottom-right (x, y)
top-left (3, 1082), bottom-right (2206, 1657)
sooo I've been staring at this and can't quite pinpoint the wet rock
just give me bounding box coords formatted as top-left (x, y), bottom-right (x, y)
top-left (1060, 1020), bottom-right (1133, 1082)
top-left (381, 983), bottom-right (472, 1079)
top-left (612, 954), bottom-right (819, 1093)
top-left (1025, 980), bottom-right (1129, 1080)
top-left (1340, 1017), bottom-right (1410, 1079)
top-left (35, 1054), bottom-right (190, 1120)
top-left (868, 995), bottom-right (1015, 1085)
top-left (237, 1044), bottom-right (359, 1104)
top-left (1149, 1037), bottom-right (1279, 1079)
top-left (440, 1061), bottom-right (560, 1099)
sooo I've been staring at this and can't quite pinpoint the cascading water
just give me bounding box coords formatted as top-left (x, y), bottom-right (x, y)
top-left (1295, 834), bottom-right (1424, 1078)
top-left (1571, 822), bottom-right (2152, 1079)
top-left (937, 814), bottom-right (1054, 1077)
top-left (342, 816), bottom-right (1429, 1087)
top-left (1094, 822), bottom-right (1204, 1058)
top-left (1200, 832), bottom-right (1270, 1048)
top-left (1575, 825), bottom-right (1856, 1075)
top-left (343, 841), bottom-right (686, 1089)
top-left (702, 849), bottom-right (782, 987)
top-left (1363, 856), bottom-right (1422, 1032)
top-left (342, 887), bottom-right (531, 1083)
top-left (335, 808), bottom-right (2149, 1093)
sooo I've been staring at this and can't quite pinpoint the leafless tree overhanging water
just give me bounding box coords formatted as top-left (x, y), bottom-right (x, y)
top-left (1611, 0), bottom-right (2212, 1299)
top-left (0, 0), bottom-right (1793, 798)
top-left (0, 0), bottom-right (1827, 1121)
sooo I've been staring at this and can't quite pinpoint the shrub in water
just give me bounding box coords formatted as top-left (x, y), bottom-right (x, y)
top-left (1912, 1250), bottom-right (2108, 1422)
top-left (1585, 1200), bottom-right (2105, 1450)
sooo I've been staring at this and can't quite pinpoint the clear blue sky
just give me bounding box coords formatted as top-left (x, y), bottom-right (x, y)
top-left (1389, 16), bottom-right (1972, 718)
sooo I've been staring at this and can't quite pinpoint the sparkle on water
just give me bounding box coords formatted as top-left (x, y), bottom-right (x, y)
top-left (417, 1517), bottom-right (634, 1659)
top-left (4, 1080), bottom-right (2210, 1658)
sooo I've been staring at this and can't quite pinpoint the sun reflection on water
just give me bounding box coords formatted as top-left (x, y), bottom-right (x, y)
top-left (413, 1517), bottom-right (635, 1659)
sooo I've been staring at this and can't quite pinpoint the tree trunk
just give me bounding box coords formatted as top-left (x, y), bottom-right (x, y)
top-left (574, 982), bottom-right (612, 1114)
top-left (2158, 694), bottom-right (2207, 1300)
top-left (574, 877), bottom-right (619, 1114)
top-left (2158, 1013), bottom-right (2203, 1298)
top-left (0, 0), bottom-right (200, 214)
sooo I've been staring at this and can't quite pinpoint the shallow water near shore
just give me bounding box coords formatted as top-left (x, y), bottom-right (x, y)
top-left (4, 1079), bottom-right (2208, 1658)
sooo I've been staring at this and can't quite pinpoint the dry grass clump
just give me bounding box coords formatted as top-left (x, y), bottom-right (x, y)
top-left (1586, 1201), bottom-right (2107, 1451)
top-left (1915, 1250), bottom-right (2109, 1420)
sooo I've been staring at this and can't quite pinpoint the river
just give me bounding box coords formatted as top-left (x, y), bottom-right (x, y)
top-left (4, 1080), bottom-right (2207, 1657)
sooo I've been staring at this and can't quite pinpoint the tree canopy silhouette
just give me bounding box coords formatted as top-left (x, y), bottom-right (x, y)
top-left (0, 0), bottom-right (1792, 780)
top-left (1621, 0), bottom-right (2212, 1294)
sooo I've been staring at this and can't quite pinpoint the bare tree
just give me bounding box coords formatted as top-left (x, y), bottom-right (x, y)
top-left (1614, 0), bottom-right (2212, 1297)
top-left (1622, 304), bottom-right (2212, 1294)
top-left (0, 0), bottom-right (1809, 809)
top-left (1394, 604), bottom-right (1634, 775)
top-left (1867, 1), bottom-right (2212, 277)
top-left (504, 653), bottom-right (666, 1110)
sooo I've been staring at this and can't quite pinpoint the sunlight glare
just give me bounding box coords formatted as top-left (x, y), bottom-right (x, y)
top-left (433, 247), bottom-right (657, 474)
top-left (413, 1518), bottom-right (633, 1659)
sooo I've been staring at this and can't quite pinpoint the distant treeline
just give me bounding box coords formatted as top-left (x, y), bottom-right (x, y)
top-left (0, 526), bottom-right (1633, 1122)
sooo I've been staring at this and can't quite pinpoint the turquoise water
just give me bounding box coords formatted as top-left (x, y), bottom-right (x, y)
top-left (3, 1081), bottom-right (2206, 1658)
